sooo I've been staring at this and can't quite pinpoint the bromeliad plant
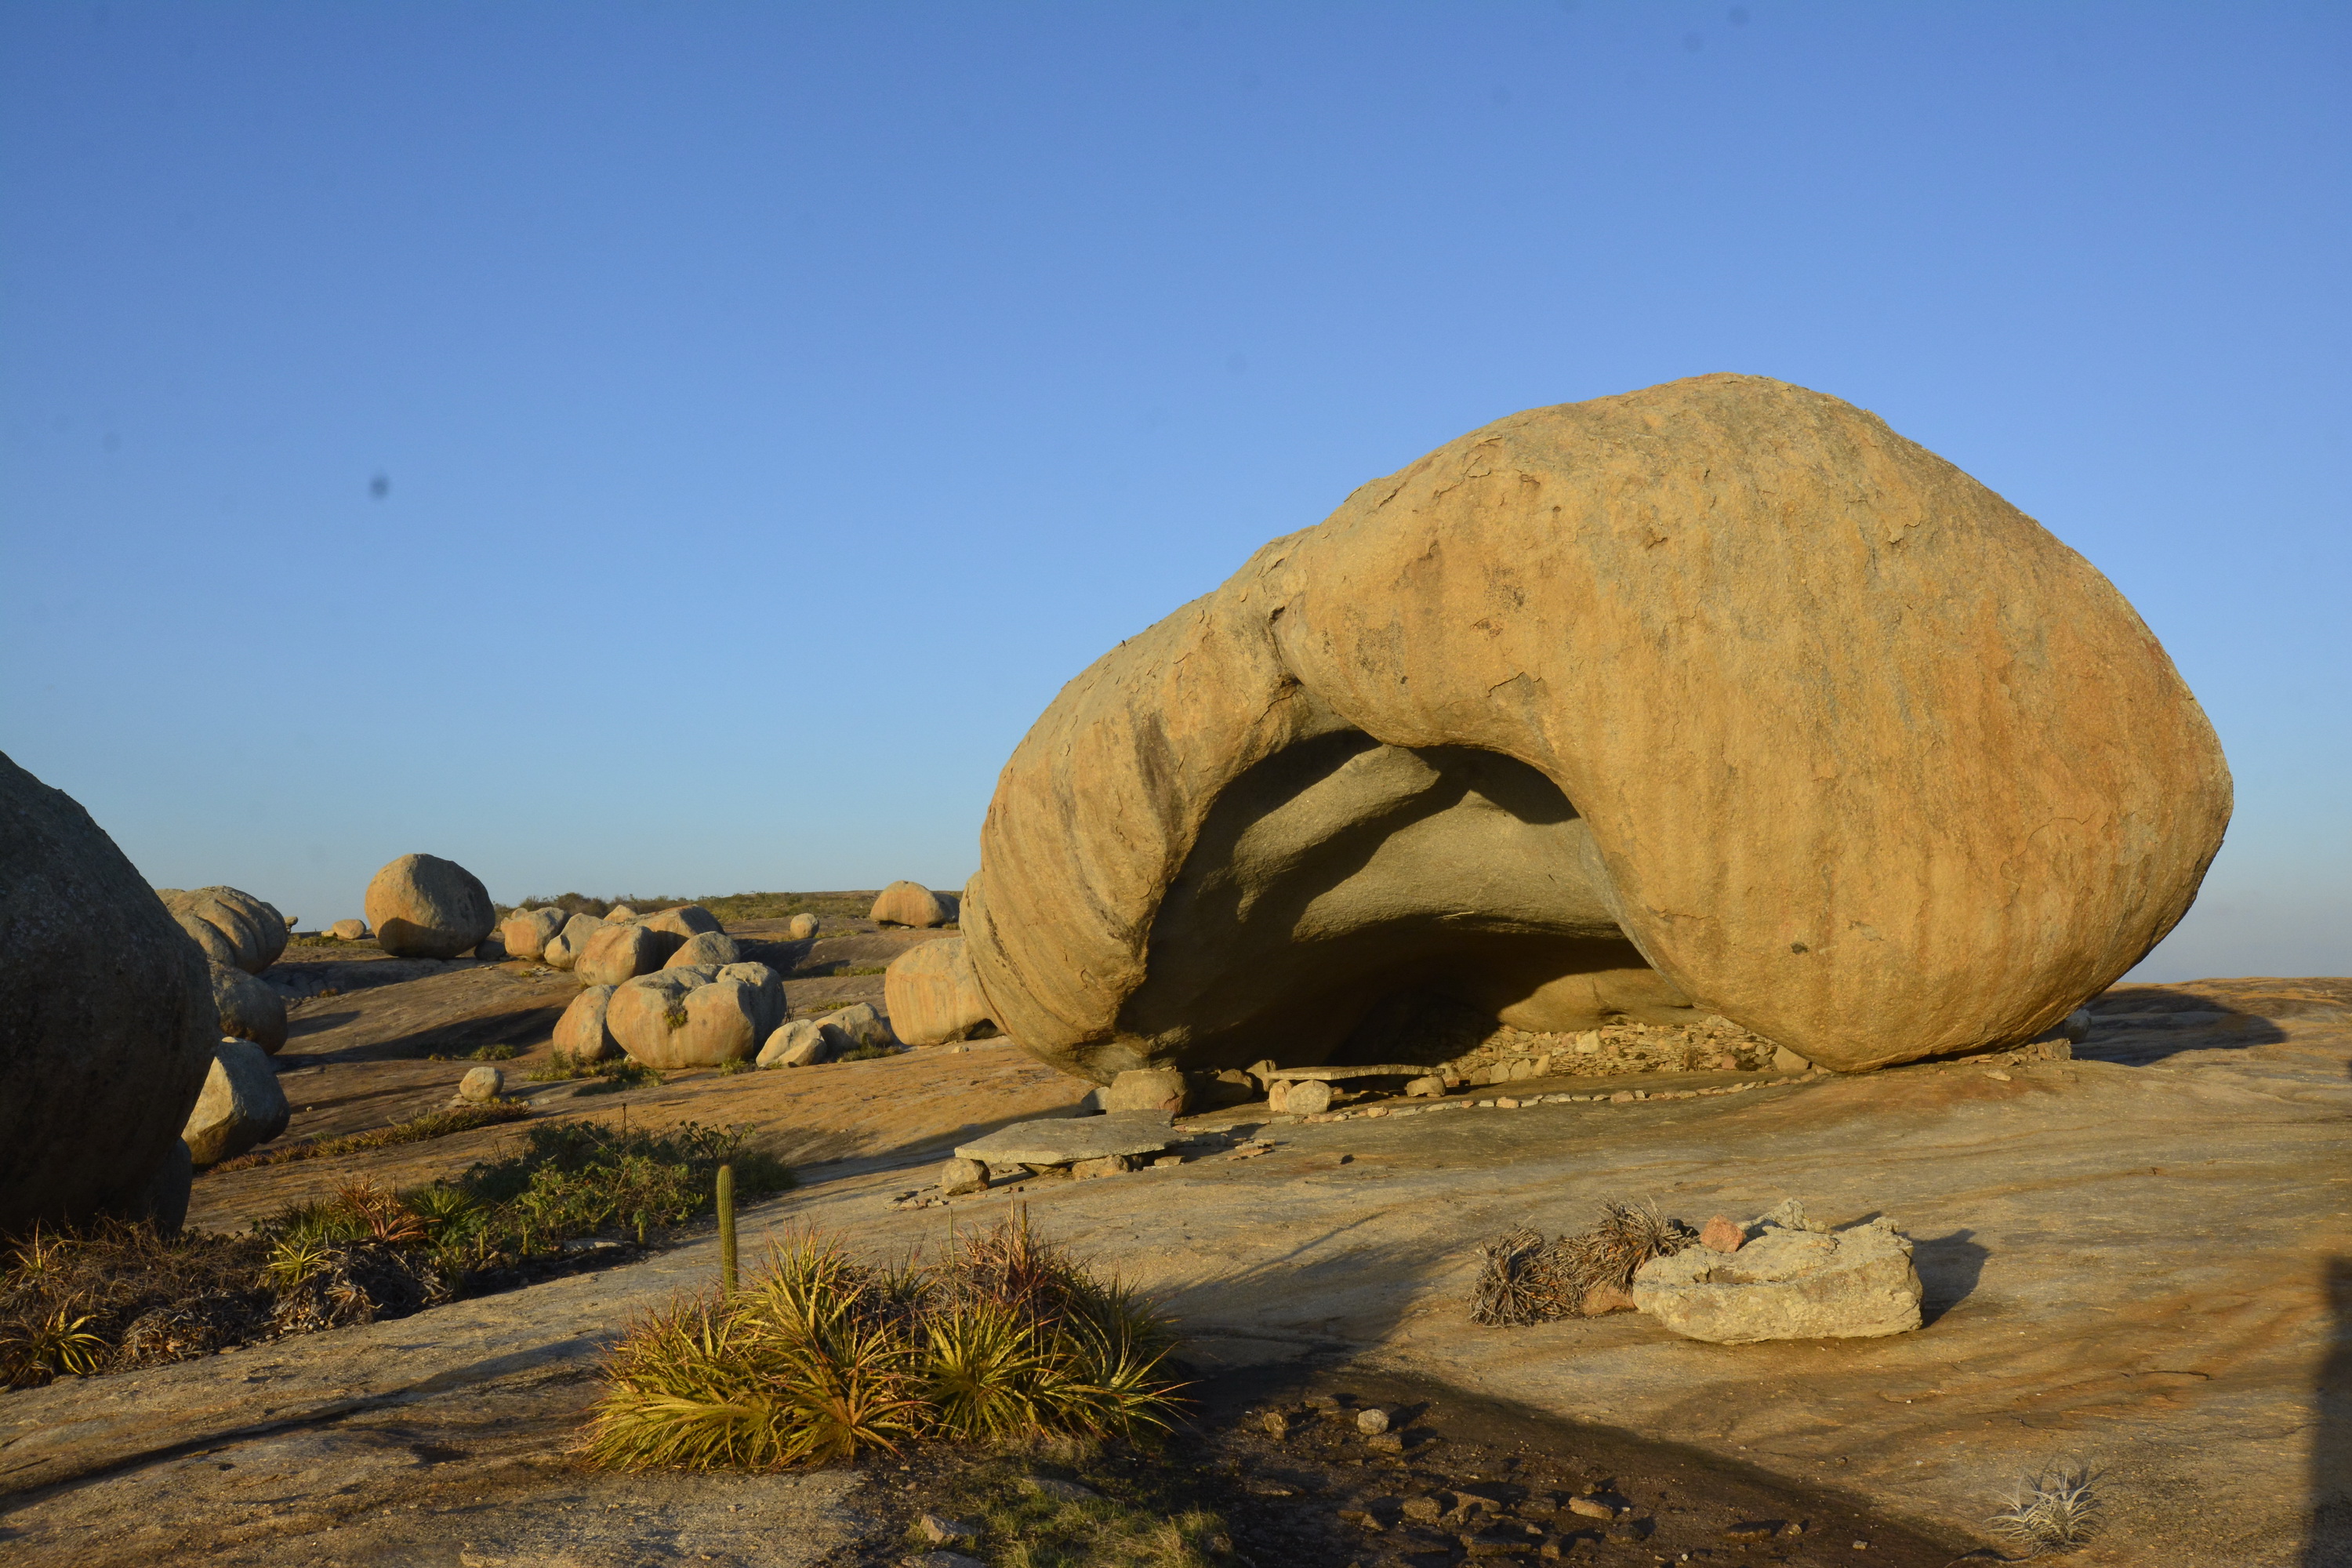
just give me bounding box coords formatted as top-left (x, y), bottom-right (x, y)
top-left (582, 1208), bottom-right (1185, 1471)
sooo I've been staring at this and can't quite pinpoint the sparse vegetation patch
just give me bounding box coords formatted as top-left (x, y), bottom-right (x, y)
top-left (2, 1123), bottom-right (789, 1388)
top-left (583, 1208), bottom-right (1183, 1472)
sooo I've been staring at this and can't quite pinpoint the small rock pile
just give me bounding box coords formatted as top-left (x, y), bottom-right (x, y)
top-left (1440, 1015), bottom-right (1785, 1086)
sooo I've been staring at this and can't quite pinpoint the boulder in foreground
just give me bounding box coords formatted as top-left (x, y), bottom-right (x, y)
top-left (181, 1038), bottom-right (290, 1167)
top-left (365, 853), bottom-right (495, 960)
top-left (2, 750), bottom-right (216, 1230)
top-left (758, 1018), bottom-right (833, 1068)
top-left (962, 375), bottom-right (2232, 1080)
top-left (1632, 1214), bottom-right (1922, 1342)
top-left (608, 971), bottom-right (766, 1068)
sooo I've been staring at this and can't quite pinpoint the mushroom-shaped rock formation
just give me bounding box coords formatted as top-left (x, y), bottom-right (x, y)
top-left (365, 853), bottom-right (495, 959)
top-left (964, 376), bottom-right (2231, 1082)
top-left (158, 886), bottom-right (288, 975)
top-left (2, 751), bottom-right (217, 1230)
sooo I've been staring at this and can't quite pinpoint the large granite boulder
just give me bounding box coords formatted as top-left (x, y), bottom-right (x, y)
top-left (364, 854), bottom-right (495, 960)
top-left (663, 931), bottom-right (742, 970)
top-left (607, 971), bottom-right (768, 1068)
top-left (1, 752), bottom-right (217, 1231)
top-left (208, 960), bottom-right (289, 1054)
top-left (883, 936), bottom-right (996, 1045)
top-left (870, 881), bottom-right (953, 928)
top-left (578, 923), bottom-right (669, 985)
top-left (963, 376), bottom-right (2232, 1081)
top-left (156, 886), bottom-right (288, 975)
top-left (553, 985), bottom-right (621, 1061)
top-left (181, 1038), bottom-right (291, 1167)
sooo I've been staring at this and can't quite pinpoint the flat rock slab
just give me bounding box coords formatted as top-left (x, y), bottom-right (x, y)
top-left (954, 1109), bottom-right (1173, 1165)
top-left (1264, 1063), bottom-right (1428, 1081)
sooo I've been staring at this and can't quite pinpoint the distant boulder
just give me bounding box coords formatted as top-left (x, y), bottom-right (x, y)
top-left (663, 931), bottom-right (742, 970)
top-left (786, 913), bottom-right (819, 941)
top-left (641, 904), bottom-right (722, 940)
top-left (579, 923), bottom-right (668, 986)
top-left (608, 971), bottom-right (765, 1069)
top-left (328, 918), bottom-right (368, 942)
top-left (498, 907), bottom-right (568, 961)
top-left (822, 1001), bottom-right (896, 1054)
top-left (364, 853), bottom-right (495, 960)
top-left (870, 881), bottom-right (952, 928)
top-left (158, 886), bottom-right (288, 975)
top-left (181, 1039), bottom-right (290, 1167)
top-left (884, 937), bottom-right (997, 1045)
top-left (758, 1018), bottom-right (833, 1069)
top-left (542, 913), bottom-right (607, 971)
top-left (554, 985), bottom-right (621, 1061)
top-left (209, 960), bottom-right (288, 1054)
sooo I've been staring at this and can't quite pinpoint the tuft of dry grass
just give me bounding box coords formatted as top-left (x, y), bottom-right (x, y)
top-left (1990, 1465), bottom-right (2103, 1556)
top-left (581, 1207), bottom-right (1185, 1472)
top-left (1468, 1199), bottom-right (1697, 1326)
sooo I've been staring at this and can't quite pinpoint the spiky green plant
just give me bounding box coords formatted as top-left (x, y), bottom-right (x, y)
top-left (581, 1209), bottom-right (1183, 1472)
top-left (0, 1305), bottom-right (108, 1378)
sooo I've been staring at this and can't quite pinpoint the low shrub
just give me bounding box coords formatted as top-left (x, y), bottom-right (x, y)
top-left (572, 1058), bottom-right (664, 1095)
top-left (1468, 1199), bottom-right (1697, 1326)
top-left (583, 1208), bottom-right (1184, 1472)
top-left (2, 1123), bottom-right (792, 1388)
top-left (427, 1043), bottom-right (521, 1062)
top-left (211, 1101), bottom-right (532, 1172)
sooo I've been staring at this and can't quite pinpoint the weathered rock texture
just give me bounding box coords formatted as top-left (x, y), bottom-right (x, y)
top-left (1632, 1218), bottom-right (1923, 1342)
top-left (208, 961), bottom-right (289, 1054)
top-left (964, 376), bottom-right (2232, 1080)
top-left (1, 752), bottom-right (218, 1229)
top-left (664, 931), bottom-right (742, 970)
top-left (870, 881), bottom-right (952, 928)
top-left (328, 918), bottom-right (368, 941)
top-left (181, 1039), bottom-right (291, 1167)
top-left (157, 886), bottom-right (288, 975)
top-left (364, 854), bottom-right (495, 960)
top-left (884, 937), bottom-right (997, 1045)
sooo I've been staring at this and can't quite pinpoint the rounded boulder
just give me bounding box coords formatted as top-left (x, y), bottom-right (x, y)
top-left (2, 751), bottom-right (217, 1230)
top-left (883, 936), bottom-right (997, 1046)
top-left (579, 922), bottom-right (669, 985)
top-left (608, 972), bottom-right (765, 1069)
top-left (181, 1038), bottom-right (291, 1168)
top-left (498, 907), bottom-right (569, 961)
top-left (870, 881), bottom-right (951, 928)
top-left (963, 375), bottom-right (2232, 1079)
top-left (542, 913), bottom-right (607, 971)
top-left (157, 885), bottom-right (288, 975)
top-left (209, 960), bottom-right (289, 1054)
top-left (554, 985), bottom-right (621, 1061)
top-left (365, 853), bottom-right (495, 960)
top-left (664, 930), bottom-right (742, 971)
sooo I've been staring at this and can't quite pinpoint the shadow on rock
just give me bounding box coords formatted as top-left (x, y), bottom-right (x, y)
top-left (1913, 1228), bottom-right (1989, 1327)
top-left (2308, 1255), bottom-right (2352, 1567)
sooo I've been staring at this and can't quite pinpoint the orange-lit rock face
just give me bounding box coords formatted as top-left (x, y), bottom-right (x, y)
top-left (965, 375), bottom-right (2230, 1081)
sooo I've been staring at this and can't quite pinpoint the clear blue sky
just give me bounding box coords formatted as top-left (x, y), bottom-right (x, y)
top-left (2, 2), bottom-right (2344, 982)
